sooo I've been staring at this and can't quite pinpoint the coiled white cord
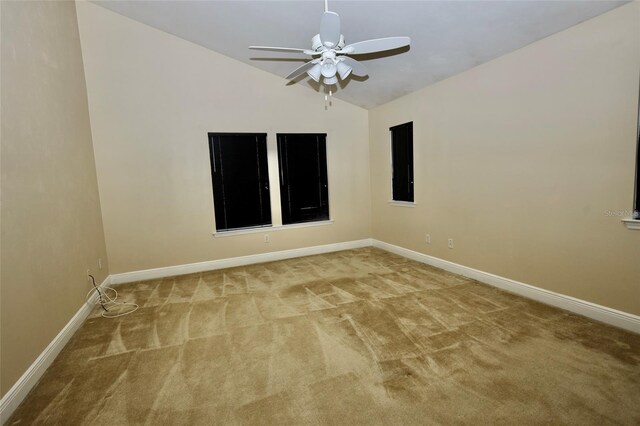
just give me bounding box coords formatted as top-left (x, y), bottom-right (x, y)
top-left (87, 275), bottom-right (139, 318)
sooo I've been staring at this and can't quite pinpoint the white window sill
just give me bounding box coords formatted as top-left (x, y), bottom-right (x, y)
top-left (622, 219), bottom-right (640, 230)
top-left (213, 220), bottom-right (334, 237)
top-left (388, 200), bottom-right (416, 208)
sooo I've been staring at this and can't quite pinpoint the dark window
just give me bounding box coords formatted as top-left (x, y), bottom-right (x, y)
top-left (391, 122), bottom-right (414, 202)
top-left (634, 91), bottom-right (640, 219)
top-left (277, 133), bottom-right (329, 225)
top-left (208, 133), bottom-right (271, 231)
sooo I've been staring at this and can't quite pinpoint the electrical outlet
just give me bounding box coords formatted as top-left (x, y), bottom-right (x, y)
top-left (426, 234), bottom-right (431, 244)
top-left (98, 258), bottom-right (103, 270)
top-left (448, 239), bottom-right (454, 249)
top-left (264, 234), bottom-right (270, 243)
top-left (86, 269), bottom-right (91, 281)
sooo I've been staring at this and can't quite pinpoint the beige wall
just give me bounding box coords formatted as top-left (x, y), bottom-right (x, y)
top-left (1, 1), bottom-right (109, 396)
top-left (369, 2), bottom-right (640, 315)
top-left (75, 2), bottom-right (371, 274)
top-left (0, 0), bottom-right (637, 403)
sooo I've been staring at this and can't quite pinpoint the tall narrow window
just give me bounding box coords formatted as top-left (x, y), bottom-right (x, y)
top-left (208, 133), bottom-right (271, 231)
top-left (391, 122), bottom-right (414, 202)
top-left (277, 133), bottom-right (329, 225)
top-left (634, 91), bottom-right (640, 219)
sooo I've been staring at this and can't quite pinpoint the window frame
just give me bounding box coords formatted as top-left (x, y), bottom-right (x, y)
top-left (208, 132), bottom-right (272, 232)
top-left (389, 121), bottom-right (415, 204)
top-left (633, 87), bottom-right (639, 220)
top-left (276, 133), bottom-right (330, 225)
top-left (624, 82), bottom-right (640, 229)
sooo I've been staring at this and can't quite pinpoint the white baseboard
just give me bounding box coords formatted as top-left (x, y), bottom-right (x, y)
top-left (0, 240), bottom-right (373, 423)
top-left (4, 238), bottom-right (636, 424)
top-left (372, 239), bottom-right (640, 334)
top-left (0, 276), bottom-right (111, 424)
top-left (110, 239), bottom-right (374, 285)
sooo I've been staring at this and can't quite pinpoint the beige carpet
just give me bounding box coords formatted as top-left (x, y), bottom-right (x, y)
top-left (8, 248), bottom-right (640, 425)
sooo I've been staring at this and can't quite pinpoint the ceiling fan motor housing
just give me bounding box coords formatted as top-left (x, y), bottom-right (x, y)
top-left (312, 34), bottom-right (345, 52)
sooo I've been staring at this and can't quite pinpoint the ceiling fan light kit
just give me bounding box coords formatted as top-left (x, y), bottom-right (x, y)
top-left (336, 61), bottom-right (352, 80)
top-left (249, 0), bottom-right (411, 94)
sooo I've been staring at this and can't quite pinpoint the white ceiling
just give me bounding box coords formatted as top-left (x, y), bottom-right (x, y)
top-left (93, 1), bottom-right (626, 109)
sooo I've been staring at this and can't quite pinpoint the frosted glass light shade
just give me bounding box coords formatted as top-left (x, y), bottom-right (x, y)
top-left (336, 61), bottom-right (352, 80)
top-left (323, 75), bottom-right (338, 85)
top-left (307, 63), bottom-right (322, 82)
top-left (321, 62), bottom-right (337, 78)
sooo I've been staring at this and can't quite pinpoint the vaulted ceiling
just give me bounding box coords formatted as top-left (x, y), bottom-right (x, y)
top-left (93, 1), bottom-right (626, 109)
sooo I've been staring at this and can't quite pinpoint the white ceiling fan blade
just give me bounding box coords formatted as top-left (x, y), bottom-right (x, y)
top-left (340, 37), bottom-right (411, 55)
top-left (341, 57), bottom-right (368, 77)
top-left (320, 11), bottom-right (341, 48)
top-left (285, 61), bottom-right (318, 80)
top-left (249, 46), bottom-right (317, 55)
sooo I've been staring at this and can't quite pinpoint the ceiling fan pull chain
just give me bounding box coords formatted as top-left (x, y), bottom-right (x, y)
top-left (324, 89), bottom-right (334, 110)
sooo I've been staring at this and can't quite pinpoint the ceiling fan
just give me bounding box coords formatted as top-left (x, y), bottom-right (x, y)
top-left (249, 0), bottom-right (411, 88)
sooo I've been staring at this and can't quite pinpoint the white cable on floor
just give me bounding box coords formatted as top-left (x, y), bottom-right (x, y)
top-left (87, 275), bottom-right (139, 318)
